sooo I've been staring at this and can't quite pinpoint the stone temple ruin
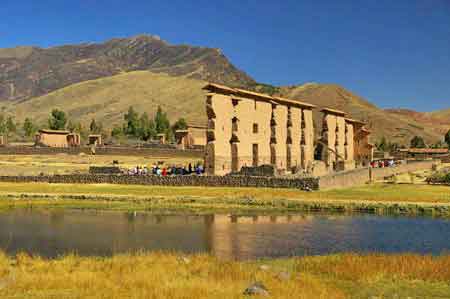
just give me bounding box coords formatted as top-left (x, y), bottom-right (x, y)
top-left (203, 83), bottom-right (373, 176)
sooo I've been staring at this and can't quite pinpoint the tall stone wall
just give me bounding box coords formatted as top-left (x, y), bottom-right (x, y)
top-left (204, 84), bottom-right (316, 176)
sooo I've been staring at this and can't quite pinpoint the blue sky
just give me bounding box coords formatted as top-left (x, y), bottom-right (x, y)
top-left (1, 0), bottom-right (449, 111)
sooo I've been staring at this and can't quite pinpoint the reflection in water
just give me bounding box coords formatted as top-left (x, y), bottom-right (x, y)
top-left (0, 210), bottom-right (449, 260)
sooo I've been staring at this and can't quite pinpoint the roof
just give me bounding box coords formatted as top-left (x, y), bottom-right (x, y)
top-left (39, 129), bottom-right (70, 135)
top-left (400, 148), bottom-right (449, 154)
top-left (321, 108), bottom-right (346, 116)
top-left (344, 117), bottom-right (366, 125)
top-left (186, 121), bottom-right (208, 129)
top-left (203, 83), bottom-right (316, 109)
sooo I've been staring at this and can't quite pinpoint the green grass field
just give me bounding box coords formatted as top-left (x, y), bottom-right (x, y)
top-left (0, 182), bottom-right (449, 216)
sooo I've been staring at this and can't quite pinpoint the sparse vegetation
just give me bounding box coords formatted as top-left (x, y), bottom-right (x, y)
top-left (410, 135), bottom-right (426, 148)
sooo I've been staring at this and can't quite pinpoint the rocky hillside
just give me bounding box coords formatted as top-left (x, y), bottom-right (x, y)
top-left (0, 35), bottom-right (254, 102)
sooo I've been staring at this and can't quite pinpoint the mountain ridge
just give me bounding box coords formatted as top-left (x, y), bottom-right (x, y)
top-left (1, 35), bottom-right (449, 145)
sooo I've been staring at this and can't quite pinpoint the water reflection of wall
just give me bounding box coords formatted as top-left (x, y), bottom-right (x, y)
top-left (205, 215), bottom-right (323, 259)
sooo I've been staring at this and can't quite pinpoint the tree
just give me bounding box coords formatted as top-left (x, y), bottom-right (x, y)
top-left (90, 119), bottom-right (103, 134)
top-left (410, 135), bottom-right (426, 148)
top-left (137, 112), bottom-right (156, 141)
top-left (111, 126), bottom-right (123, 138)
top-left (48, 109), bottom-right (67, 130)
top-left (124, 106), bottom-right (139, 136)
top-left (0, 115), bottom-right (6, 135)
top-left (23, 118), bottom-right (36, 137)
top-left (376, 136), bottom-right (388, 152)
top-left (172, 118), bottom-right (188, 132)
top-left (154, 106), bottom-right (170, 134)
top-left (5, 116), bottom-right (16, 134)
top-left (445, 129), bottom-right (450, 149)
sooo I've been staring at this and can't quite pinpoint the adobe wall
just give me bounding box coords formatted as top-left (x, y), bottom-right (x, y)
top-left (0, 174), bottom-right (319, 190)
top-left (39, 133), bottom-right (68, 147)
top-left (205, 88), bottom-right (315, 176)
top-left (322, 113), bottom-right (347, 168)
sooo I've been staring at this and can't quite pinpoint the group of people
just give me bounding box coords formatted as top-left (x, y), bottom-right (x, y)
top-left (127, 163), bottom-right (204, 176)
top-left (370, 159), bottom-right (396, 168)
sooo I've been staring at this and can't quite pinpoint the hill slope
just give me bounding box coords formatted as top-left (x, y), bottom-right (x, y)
top-left (0, 35), bottom-right (254, 102)
top-left (278, 83), bottom-right (444, 144)
top-left (10, 71), bottom-right (207, 128)
top-left (11, 75), bottom-right (447, 145)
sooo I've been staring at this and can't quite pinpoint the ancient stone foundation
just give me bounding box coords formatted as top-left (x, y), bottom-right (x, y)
top-left (0, 174), bottom-right (319, 190)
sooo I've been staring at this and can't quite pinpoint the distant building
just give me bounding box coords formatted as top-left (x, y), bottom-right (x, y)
top-left (175, 122), bottom-right (207, 150)
top-left (35, 129), bottom-right (80, 148)
top-left (0, 135), bottom-right (6, 146)
top-left (88, 134), bottom-right (103, 147)
top-left (156, 133), bottom-right (166, 145)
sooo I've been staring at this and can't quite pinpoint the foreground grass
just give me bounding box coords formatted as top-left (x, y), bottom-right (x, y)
top-left (0, 182), bottom-right (449, 216)
top-left (0, 252), bottom-right (449, 298)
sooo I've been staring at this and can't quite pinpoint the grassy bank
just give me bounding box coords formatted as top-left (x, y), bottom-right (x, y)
top-left (0, 252), bottom-right (449, 298)
top-left (0, 182), bottom-right (449, 216)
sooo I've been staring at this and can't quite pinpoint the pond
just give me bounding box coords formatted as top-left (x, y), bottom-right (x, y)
top-left (0, 210), bottom-right (449, 260)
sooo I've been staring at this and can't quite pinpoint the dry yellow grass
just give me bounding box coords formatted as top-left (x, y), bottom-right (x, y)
top-left (0, 252), bottom-right (449, 298)
top-left (9, 71), bottom-right (207, 129)
top-left (0, 154), bottom-right (202, 176)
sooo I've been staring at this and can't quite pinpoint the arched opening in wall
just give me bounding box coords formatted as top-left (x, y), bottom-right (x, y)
top-left (270, 144), bottom-right (276, 165)
top-left (252, 144), bottom-right (259, 167)
top-left (231, 143), bottom-right (239, 173)
top-left (286, 145), bottom-right (292, 170)
top-left (314, 143), bottom-right (324, 161)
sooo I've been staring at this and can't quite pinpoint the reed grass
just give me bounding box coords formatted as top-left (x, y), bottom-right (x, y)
top-left (0, 252), bottom-right (449, 298)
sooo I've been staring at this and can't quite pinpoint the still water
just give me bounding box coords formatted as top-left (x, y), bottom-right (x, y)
top-left (0, 210), bottom-right (449, 260)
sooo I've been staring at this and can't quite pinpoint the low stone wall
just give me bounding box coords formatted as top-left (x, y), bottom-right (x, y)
top-left (89, 166), bottom-right (122, 174)
top-left (319, 160), bottom-right (438, 190)
top-left (370, 160), bottom-right (438, 181)
top-left (0, 146), bottom-right (204, 158)
top-left (319, 168), bottom-right (370, 190)
top-left (0, 174), bottom-right (319, 190)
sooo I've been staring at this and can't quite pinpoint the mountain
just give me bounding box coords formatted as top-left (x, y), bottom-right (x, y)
top-left (2, 35), bottom-right (448, 145)
top-left (0, 35), bottom-right (255, 102)
top-left (386, 108), bottom-right (450, 137)
top-left (277, 83), bottom-right (445, 144)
